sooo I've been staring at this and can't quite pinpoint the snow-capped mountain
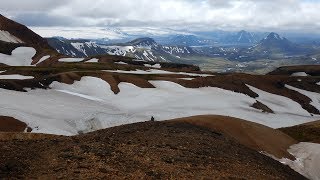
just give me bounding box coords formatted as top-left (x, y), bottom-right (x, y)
top-left (250, 32), bottom-right (305, 55)
top-left (47, 37), bottom-right (199, 62)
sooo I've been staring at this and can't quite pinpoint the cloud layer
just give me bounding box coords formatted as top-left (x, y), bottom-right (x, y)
top-left (1, 0), bottom-right (320, 32)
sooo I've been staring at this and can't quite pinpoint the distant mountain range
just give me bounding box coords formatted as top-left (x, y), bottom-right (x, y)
top-left (47, 31), bottom-right (320, 63)
top-left (47, 37), bottom-right (199, 63)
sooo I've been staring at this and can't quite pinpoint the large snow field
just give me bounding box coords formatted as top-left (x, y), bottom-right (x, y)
top-left (0, 76), bottom-right (319, 136)
top-left (0, 47), bottom-right (36, 66)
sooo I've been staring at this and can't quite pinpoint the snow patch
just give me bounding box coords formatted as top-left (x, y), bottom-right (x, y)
top-left (144, 64), bottom-right (161, 68)
top-left (179, 78), bottom-right (195, 80)
top-left (37, 55), bottom-right (50, 65)
top-left (247, 85), bottom-right (310, 116)
top-left (86, 58), bottom-right (99, 63)
top-left (0, 47), bottom-right (36, 66)
top-left (0, 74), bottom-right (34, 80)
top-left (59, 58), bottom-right (84, 62)
top-left (286, 85), bottom-right (320, 112)
top-left (291, 72), bottom-right (309, 77)
top-left (115, 61), bottom-right (128, 65)
top-left (280, 142), bottom-right (320, 180)
top-left (0, 30), bottom-right (24, 43)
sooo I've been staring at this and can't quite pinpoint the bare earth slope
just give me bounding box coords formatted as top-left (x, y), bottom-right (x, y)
top-left (280, 120), bottom-right (320, 143)
top-left (171, 115), bottom-right (297, 159)
top-left (0, 120), bottom-right (305, 179)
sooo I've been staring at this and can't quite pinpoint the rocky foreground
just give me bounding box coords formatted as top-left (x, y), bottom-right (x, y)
top-left (0, 119), bottom-right (305, 179)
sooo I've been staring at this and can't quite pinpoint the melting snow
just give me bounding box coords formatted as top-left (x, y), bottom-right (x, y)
top-left (37, 55), bottom-right (50, 65)
top-left (0, 47), bottom-right (36, 66)
top-left (179, 78), bottom-right (195, 80)
top-left (115, 61), bottom-right (128, 65)
top-left (280, 142), bottom-right (320, 180)
top-left (0, 74), bottom-right (34, 80)
top-left (86, 58), bottom-right (99, 63)
top-left (286, 85), bottom-right (320, 112)
top-left (59, 58), bottom-right (84, 62)
top-left (0, 30), bottom-right (24, 43)
top-left (144, 64), bottom-right (161, 68)
top-left (0, 77), bottom-right (319, 135)
top-left (291, 72), bottom-right (309, 77)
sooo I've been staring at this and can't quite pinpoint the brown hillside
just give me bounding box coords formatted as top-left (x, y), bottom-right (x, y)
top-left (171, 115), bottom-right (297, 159)
top-left (268, 65), bottom-right (320, 76)
top-left (0, 116), bottom-right (31, 132)
top-left (0, 14), bottom-right (59, 61)
top-left (280, 120), bottom-right (320, 143)
top-left (0, 121), bottom-right (305, 179)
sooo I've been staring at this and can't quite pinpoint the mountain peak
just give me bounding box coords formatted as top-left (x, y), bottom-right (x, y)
top-left (266, 32), bottom-right (283, 40)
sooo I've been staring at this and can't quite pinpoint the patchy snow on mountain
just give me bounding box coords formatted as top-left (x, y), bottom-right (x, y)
top-left (286, 85), bottom-right (320, 112)
top-left (59, 58), bottom-right (84, 62)
top-left (0, 30), bottom-right (24, 43)
top-left (280, 142), bottom-right (320, 180)
top-left (100, 45), bottom-right (135, 56)
top-left (0, 74), bottom-right (34, 80)
top-left (0, 47), bottom-right (36, 66)
top-left (71, 42), bottom-right (99, 56)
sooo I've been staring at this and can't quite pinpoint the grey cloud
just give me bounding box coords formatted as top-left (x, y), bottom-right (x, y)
top-left (0, 0), bottom-right (67, 12)
top-left (12, 12), bottom-right (79, 27)
top-left (1, 0), bottom-right (320, 33)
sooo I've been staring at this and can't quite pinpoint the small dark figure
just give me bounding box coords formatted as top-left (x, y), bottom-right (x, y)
top-left (151, 116), bottom-right (155, 122)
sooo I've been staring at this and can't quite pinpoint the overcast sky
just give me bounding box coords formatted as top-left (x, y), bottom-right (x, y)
top-left (1, 0), bottom-right (320, 33)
